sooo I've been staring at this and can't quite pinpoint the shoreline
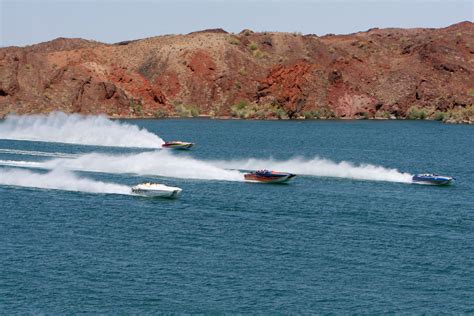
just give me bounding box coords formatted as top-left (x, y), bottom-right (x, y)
top-left (110, 114), bottom-right (472, 124)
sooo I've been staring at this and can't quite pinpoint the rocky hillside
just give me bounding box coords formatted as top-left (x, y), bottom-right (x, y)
top-left (0, 22), bottom-right (473, 121)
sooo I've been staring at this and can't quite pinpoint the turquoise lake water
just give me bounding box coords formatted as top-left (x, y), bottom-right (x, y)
top-left (0, 115), bottom-right (473, 313)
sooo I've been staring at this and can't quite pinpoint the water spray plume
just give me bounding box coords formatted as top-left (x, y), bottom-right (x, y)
top-left (0, 112), bottom-right (164, 148)
top-left (213, 156), bottom-right (413, 183)
top-left (0, 168), bottom-right (132, 195)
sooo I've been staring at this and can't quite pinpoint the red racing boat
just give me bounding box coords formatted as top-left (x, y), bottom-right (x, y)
top-left (244, 170), bottom-right (296, 183)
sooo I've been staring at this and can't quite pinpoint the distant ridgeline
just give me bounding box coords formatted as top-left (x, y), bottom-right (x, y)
top-left (0, 22), bottom-right (473, 123)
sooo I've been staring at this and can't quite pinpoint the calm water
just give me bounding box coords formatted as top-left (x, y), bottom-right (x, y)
top-left (1, 118), bottom-right (473, 313)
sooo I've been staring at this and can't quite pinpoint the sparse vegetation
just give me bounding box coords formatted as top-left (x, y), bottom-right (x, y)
top-left (467, 88), bottom-right (474, 97)
top-left (238, 68), bottom-right (247, 76)
top-left (252, 49), bottom-right (266, 59)
top-left (443, 105), bottom-right (474, 124)
top-left (173, 101), bottom-right (200, 117)
top-left (376, 110), bottom-right (392, 119)
top-left (154, 108), bottom-right (168, 118)
top-left (302, 106), bottom-right (336, 119)
top-left (228, 37), bottom-right (240, 45)
top-left (249, 43), bottom-right (258, 51)
top-left (406, 106), bottom-right (427, 120)
top-left (230, 100), bottom-right (287, 119)
top-left (433, 111), bottom-right (446, 121)
top-left (129, 100), bottom-right (143, 115)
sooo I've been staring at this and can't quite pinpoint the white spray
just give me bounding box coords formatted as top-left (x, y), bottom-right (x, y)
top-left (0, 168), bottom-right (132, 195)
top-left (212, 156), bottom-right (413, 183)
top-left (0, 151), bottom-right (245, 181)
top-left (0, 112), bottom-right (164, 148)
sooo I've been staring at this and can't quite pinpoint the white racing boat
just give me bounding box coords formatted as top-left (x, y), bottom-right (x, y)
top-left (131, 182), bottom-right (182, 198)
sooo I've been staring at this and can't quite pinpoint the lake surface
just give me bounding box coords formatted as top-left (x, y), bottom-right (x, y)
top-left (1, 116), bottom-right (473, 313)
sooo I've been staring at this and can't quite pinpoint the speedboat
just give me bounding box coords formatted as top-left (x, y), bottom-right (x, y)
top-left (412, 174), bottom-right (454, 186)
top-left (244, 170), bottom-right (296, 183)
top-left (162, 141), bottom-right (194, 150)
top-left (131, 182), bottom-right (182, 198)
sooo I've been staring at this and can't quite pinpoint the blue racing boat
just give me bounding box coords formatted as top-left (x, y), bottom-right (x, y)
top-left (412, 173), bottom-right (454, 186)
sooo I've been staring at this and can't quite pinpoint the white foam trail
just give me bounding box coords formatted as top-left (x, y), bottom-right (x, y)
top-left (0, 159), bottom-right (43, 168)
top-left (213, 156), bottom-right (413, 183)
top-left (0, 151), bottom-right (411, 183)
top-left (0, 168), bottom-right (132, 195)
top-left (0, 148), bottom-right (76, 158)
top-left (1, 151), bottom-right (244, 181)
top-left (0, 112), bottom-right (164, 148)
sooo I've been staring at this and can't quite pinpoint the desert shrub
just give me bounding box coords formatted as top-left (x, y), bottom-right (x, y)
top-left (271, 107), bottom-right (288, 119)
top-left (253, 49), bottom-right (265, 58)
top-left (228, 37), bottom-right (240, 45)
top-left (375, 110), bottom-right (391, 119)
top-left (229, 38), bottom-right (240, 45)
top-left (249, 43), bottom-right (258, 51)
top-left (467, 88), bottom-right (474, 97)
top-left (173, 102), bottom-right (200, 117)
top-left (444, 105), bottom-right (474, 123)
top-left (433, 111), bottom-right (446, 121)
top-left (303, 107), bottom-right (336, 119)
top-left (238, 68), bottom-right (247, 76)
top-left (189, 106), bottom-right (200, 117)
top-left (303, 111), bottom-right (315, 119)
top-left (406, 106), bottom-right (427, 120)
top-left (382, 111), bottom-right (392, 119)
top-left (230, 100), bottom-right (287, 119)
top-left (230, 100), bottom-right (250, 118)
top-left (154, 108), bottom-right (168, 118)
top-left (129, 100), bottom-right (143, 115)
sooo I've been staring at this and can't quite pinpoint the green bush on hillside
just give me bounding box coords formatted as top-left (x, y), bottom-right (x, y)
top-left (173, 102), bottom-right (200, 117)
top-left (129, 100), bottom-right (143, 115)
top-left (433, 111), bottom-right (446, 121)
top-left (230, 100), bottom-right (287, 119)
top-left (443, 105), bottom-right (474, 123)
top-left (406, 106), bottom-right (427, 120)
top-left (154, 108), bottom-right (168, 118)
top-left (302, 107), bottom-right (336, 119)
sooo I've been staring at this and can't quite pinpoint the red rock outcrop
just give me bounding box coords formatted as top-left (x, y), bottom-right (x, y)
top-left (0, 22), bottom-right (473, 119)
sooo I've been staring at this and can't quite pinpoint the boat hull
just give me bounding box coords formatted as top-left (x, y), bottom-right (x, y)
top-left (244, 173), bottom-right (295, 183)
top-left (162, 142), bottom-right (194, 150)
top-left (131, 183), bottom-right (182, 198)
top-left (132, 188), bottom-right (182, 198)
top-left (412, 175), bottom-right (454, 186)
top-left (412, 179), bottom-right (454, 186)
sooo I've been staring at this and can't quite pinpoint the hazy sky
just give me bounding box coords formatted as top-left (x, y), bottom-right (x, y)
top-left (1, 0), bottom-right (472, 47)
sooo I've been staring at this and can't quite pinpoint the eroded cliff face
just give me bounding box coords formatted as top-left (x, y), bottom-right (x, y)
top-left (0, 22), bottom-right (473, 119)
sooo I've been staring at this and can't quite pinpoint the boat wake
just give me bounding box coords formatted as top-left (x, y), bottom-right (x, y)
top-left (0, 147), bottom-right (412, 184)
top-left (0, 168), bottom-right (132, 195)
top-left (212, 156), bottom-right (413, 183)
top-left (0, 148), bottom-right (77, 158)
top-left (0, 112), bottom-right (164, 148)
top-left (0, 151), bottom-right (244, 182)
